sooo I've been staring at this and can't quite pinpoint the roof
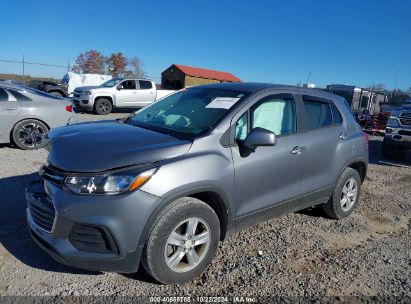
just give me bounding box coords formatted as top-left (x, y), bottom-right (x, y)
top-left (172, 64), bottom-right (241, 82)
top-left (195, 82), bottom-right (345, 100)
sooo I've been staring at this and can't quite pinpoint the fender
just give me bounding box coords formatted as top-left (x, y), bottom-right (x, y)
top-left (137, 183), bottom-right (234, 248)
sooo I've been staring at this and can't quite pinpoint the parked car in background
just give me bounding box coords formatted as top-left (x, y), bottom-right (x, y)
top-left (26, 80), bottom-right (68, 97)
top-left (72, 78), bottom-right (175, 114)
top-left (382, 105), bottom-right (411, 160)
top-left (27, 83), bottom-right (368, 284)
top-left (0, 81), bottom-right (74, 150)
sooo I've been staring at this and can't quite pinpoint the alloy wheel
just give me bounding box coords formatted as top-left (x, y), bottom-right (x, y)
top-left (340, 178), bottom-right (358, 212)
top-left (164, 217), bottom-right (211, 273)
top-left (17, 122), bottom-right (47, 149)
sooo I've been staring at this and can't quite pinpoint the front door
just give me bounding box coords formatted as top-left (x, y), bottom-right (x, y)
top-left (116, 80), bottom-right (139, 105)
top-left (231, 93), bottom-right (305, 224)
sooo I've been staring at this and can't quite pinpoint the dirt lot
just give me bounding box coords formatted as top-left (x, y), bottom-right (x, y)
top-left (0, 112), bottom-right (410, 301)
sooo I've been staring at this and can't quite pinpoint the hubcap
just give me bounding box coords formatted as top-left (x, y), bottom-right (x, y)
top-left (98, 101), bottom-right (110, 113)
top-left (164, 217), bottom-right (211, 273)
top-left (340, 178), bottom-right (358, 212)
top-left (17, 122), bottom-right (46, 148)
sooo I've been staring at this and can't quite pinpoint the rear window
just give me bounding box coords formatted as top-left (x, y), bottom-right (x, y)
top-left (139, 80), bottom-right (152, 89)
top-left (7, 89), bottom-right (31, 101)
top-left (303, 98), bottom-right (333, 129)
top-left (330, 101), bottom-right (343, 125)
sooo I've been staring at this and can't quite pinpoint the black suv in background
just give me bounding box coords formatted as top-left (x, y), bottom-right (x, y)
top-left (26, 80), bottom-right (68, 97)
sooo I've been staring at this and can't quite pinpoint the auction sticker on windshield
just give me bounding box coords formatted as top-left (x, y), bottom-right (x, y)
top-left (206, 97), bottom-right (241, 109)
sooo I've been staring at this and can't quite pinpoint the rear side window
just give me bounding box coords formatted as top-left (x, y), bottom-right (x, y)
top-left (139, 80), bottom-right (152, 89)
top-left (303, 98), bottom-right (333, 130)
top-left (7, 89), bottom-right (31, 101)
top-left (330, 101), bottom-right (343, 125)
top-left (0, 88), bottom-right (8, 102)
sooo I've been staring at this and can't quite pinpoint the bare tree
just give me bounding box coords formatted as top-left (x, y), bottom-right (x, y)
top-left (127, 57), bottom-right (147, 78)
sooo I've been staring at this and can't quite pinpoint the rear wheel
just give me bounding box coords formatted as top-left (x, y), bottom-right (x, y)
top-left (323, 167), bottom-right (361, 219)
top-left (142, 197), bottom-right (220, 284)
top-left (94, 98), bottom-right (113, 115)
top-left (12, 119), bottom-right (48, 150)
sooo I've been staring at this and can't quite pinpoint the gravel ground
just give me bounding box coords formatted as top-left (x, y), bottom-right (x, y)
top-left (0, 112), bottom-right (410, 301)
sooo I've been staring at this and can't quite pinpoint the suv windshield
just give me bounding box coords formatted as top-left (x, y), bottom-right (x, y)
top-left (131, 87), bottom-right (249, 137)
top-left (100, 78), bottom-right (123, 87)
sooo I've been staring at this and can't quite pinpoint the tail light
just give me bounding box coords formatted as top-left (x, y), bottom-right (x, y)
top-left (66, 105), bottom-right (73, 112)
top-left (362, 132), bottom-right (369, 146)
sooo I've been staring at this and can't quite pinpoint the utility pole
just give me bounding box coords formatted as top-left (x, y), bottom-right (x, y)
top-left (394, 69), bottom-right (399, 92)
top-left (22, 54), bottom-right (25, 78)
top-left (67, 59), bottom-right (70, 72)
top-left (306, 72), bottom-right (311, 84)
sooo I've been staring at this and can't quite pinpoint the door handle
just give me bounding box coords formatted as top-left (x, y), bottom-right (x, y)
top-left (1, 107), bottom-right (17, 110)
top-left (291, 146), bottom-right (305, 155)
top-left (339, 132), bottom-right (347, 140)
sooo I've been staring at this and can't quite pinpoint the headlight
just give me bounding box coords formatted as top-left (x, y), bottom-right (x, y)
top-left (80, 91), bottom-right (92, 95)
top-left (387, 118), bottom-right (399, 128)
top-left (64, 167), bottom-right (157, 195)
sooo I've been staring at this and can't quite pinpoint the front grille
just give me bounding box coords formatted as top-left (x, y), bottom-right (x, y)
top-left (40, 165), bottom-right (66, 186)
top-left (399, 111), bottom-right (411, 126)
top-left (398, 130), bottom-right (411, 136)
top-left (28, 192), bottom-right (56, 232)
top-left (69, 224), bottom-right (119, 254)
top-left (74, 93), bottom-right (81, 98)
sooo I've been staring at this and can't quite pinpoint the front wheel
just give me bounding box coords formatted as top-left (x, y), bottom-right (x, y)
top-left (94, 98), bottom-right (113, 115)
top-left (323, 167), bottom-right (361, 219)
top-left (142, 197), bottom-right (220, 284)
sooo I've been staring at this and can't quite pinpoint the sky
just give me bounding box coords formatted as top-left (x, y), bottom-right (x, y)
top-left (0, 0), bottom-right (410, 90)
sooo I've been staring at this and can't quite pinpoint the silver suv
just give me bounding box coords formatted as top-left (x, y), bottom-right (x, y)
top-left (27, 83), bottom-right (368, 284)
top-left (383, 105), bottom-right (411, 160)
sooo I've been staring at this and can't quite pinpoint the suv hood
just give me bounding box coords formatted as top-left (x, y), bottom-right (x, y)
top-left (47, 121), bottom-right (193, 172)
top-left (74, 86), bottom-right (101, 92)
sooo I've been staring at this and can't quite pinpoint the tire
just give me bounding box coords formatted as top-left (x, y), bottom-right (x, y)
top-left (142, 197), bottom-right (220, 284)
top-left (323, 167), bottom-right (361, 219)
top-left (48, 91), bottom-right (64, 97)
top-left (94, 98), bottom-right (113, 115)
top-left (12, 119), bottom-right (48, 150)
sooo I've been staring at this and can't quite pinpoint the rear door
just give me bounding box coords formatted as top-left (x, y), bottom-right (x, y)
top-left (0, 88), bottom-right (20, 141)
top-left (136, 80), bottom-right (156, 105)
top-left (299, 95), bottom-right (348, 203)
top-left (231, 93), bottom-right (306, 224)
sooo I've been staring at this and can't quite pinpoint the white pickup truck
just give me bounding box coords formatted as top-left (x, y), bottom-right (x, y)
top-left (72, 78), bottom-right (175, 114)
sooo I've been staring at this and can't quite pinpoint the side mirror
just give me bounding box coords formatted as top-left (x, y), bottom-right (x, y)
top-left (117, 84), bottom-right (123, 90)
top-left (243, 127), bottom-right (276, 149)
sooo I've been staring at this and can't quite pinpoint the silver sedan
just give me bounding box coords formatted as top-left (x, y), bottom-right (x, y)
top-left (0, 81), bottom-right (74, 150)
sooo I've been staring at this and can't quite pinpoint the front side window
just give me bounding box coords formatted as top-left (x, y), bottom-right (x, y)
top-left (303, 98), bottom-right (333, 130)
top-left (139, 80), bottom-right (152, 89)
top-left (235, 95), bottom-right (296, 140)
top-left (121, 80), bottom-right (136, 90)
top-left (131, 87), bottom-right (249, 137)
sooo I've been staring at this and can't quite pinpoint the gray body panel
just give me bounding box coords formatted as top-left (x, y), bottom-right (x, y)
top-left (27, 83), bottom-right (368, 273)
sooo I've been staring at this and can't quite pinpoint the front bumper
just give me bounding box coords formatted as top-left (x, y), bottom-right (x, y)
top-left (385, 127), bottom-right (411, 149)
top-left (26, 179), bottom-right (162, 273)
top-left (72, 94), bottom-right (94, 111)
